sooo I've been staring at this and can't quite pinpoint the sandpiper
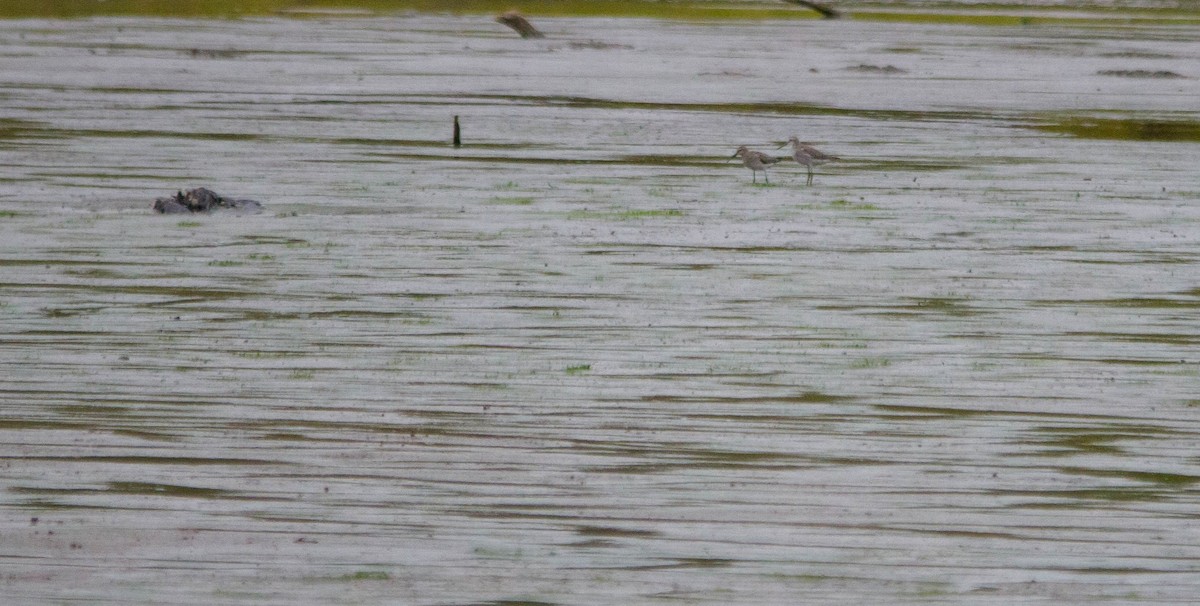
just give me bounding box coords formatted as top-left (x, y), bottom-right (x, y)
top-left (731, 146), bottom-right (781, 184)
top-left (779, 137), bottom-right (839, 185)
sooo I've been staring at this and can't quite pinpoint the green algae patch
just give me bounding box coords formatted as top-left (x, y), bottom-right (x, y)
top-left (568, 208), bottom-right (685, 220)
top-left (1, 0), bottom-right (287, 18)
top-left (576, 525), bottom-right (661, 538)
top-left (106, 481), bottom-right (233, 498)
top-left (6, 0), bottom-right (1197, 26)
top-left (341, 570), bottom-right (391, 581)
top-left (787, 390), bottom-right (856, 404)
top-left (853, 9), bottom-right (1200, 27)
top-left (1028, 432), bottom-right (1129, 456)
top-left (13, 482), bottom-right (237, 499)
top-left (462, 94), bottom-right (991, 124)
top-left (617, 209), bottom-right (685, 219)
top-left (1062, 467), bottom-right (1200, 487)
top-left (0, 119), bottom-right (45, 142)
top-left (1036, 117), bottom-right (1200, 143)
top-left (0, 0), bottom-right (817, 20)
top-left (489, 196), bottom-right (536, 206)
top-left (1038, 296), bottom-right (1200, 309)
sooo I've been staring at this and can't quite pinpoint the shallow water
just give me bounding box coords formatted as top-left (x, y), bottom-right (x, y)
top-left (1, 13), bottom-right (1199, 605)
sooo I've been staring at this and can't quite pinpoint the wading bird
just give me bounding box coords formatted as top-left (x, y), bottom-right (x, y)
top-left (779, 137), bottom-right (839, 185)
top-left (731, 146), bottom-right (782, 184)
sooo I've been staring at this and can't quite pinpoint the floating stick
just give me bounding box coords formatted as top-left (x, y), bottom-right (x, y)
top-left (496, 11), bottom-right (545, 38)
top-left (780, 0), bottom-right (843, 19)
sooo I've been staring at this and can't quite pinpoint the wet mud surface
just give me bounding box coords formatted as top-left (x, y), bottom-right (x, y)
top-left (1, 13), bottom-right (1199, 604)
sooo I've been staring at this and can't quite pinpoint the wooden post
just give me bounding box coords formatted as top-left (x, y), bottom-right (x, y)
top-left (453, 115), bottom-right (461, 148)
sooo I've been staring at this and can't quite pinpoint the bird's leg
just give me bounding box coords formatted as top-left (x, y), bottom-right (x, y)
top-left (806, 165), bottom-right (814, 186)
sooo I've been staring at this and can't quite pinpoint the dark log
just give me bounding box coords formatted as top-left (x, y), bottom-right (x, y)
top-left (496, 11), bottom-right (545, 38)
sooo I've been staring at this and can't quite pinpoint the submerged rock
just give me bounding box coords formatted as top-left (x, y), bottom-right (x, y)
top-left (153, 188), bottom-right (263, 214)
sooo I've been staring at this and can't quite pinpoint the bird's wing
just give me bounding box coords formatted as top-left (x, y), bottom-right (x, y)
top-left (802, 144), bottom-right (838, 160)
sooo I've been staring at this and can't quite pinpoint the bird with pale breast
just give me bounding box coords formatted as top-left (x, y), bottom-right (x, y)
top-left (731, 146), bottom-right (782, 184)
top-left (778, 136), bottom-right (839, 186)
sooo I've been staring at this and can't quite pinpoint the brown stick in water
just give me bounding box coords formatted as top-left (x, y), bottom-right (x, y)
top-left (780, 0), bottom-right (844, 19)
top-left (496, 11), bottom-right (545, 38)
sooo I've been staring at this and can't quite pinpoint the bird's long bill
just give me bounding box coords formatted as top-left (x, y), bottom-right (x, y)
top-left (776, 141), bottom-right (787, 149)
top-left (729, 150), bottom-right (739, 162)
